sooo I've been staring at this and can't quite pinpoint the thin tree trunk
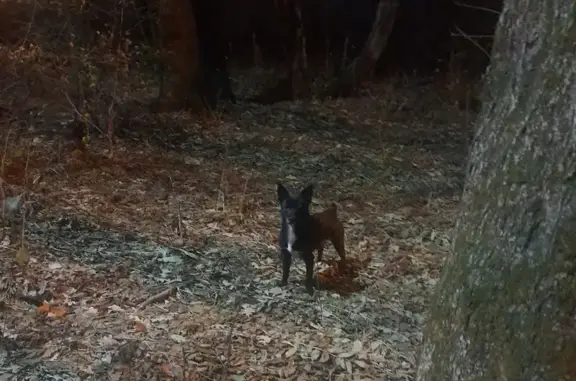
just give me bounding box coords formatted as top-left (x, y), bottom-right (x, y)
top-left (248, 0), bottom-right (304, 104)
top-left (290, 2), bottom-right (309, 100)
top-left (416, 1), bottom-right (576, 380)
top-left (322, 0), bottom-right (398, 98)
top-left (152, 0), bottom-right (203, 112)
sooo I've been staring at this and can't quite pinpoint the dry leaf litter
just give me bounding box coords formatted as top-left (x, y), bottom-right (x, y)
top-left (0, 73), bottom-right (473, 381)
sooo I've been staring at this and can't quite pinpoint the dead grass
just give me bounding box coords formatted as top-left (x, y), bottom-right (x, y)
top-left (0, 1), bottom-right (479, 380)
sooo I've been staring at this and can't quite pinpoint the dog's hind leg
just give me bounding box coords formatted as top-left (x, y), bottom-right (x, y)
top-left (331, 223), bottom-right (346, 261)
top-left (303, 251), bottom-right (315, 295)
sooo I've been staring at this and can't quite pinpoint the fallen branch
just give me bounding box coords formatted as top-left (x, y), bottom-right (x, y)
top-left (136, 286), bottom-right (176, 310)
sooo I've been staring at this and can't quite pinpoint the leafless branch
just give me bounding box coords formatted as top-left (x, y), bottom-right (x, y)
top-left (453, 1), bottom-right (501, 15)
top-left (452, 24), bottom-right (491, 59)
top-left (63, 92), bottom-right (105, 135)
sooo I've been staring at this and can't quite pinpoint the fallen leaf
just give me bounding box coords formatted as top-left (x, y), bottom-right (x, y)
top-left (2, 194), bottom-right (23, 217)
top-left (309, 322), bottom-right (323, 330)
top-left (37, 302), bottom-right (50, 313)
top-left (296, 374), bottom-right (309, 381)
top-left (48, 307), bottom-right (67, 318)
top-left (368, 353), bottom-right (386, 364)
top-left (283, 365), bottom-right (296, 377)
top-left (241, 304), bottom-right (255, 317)
top-left (269, 287), bottom-right (283, 295)
top-left (285, 345), bottom-right (298, 358)
top-left (15, 246), bottom-right (30, 267)
top-left (160, 364), bottom-right (172, 376)
top-left (134, 321), bottom-right (147, 333)
top-left (49, 262), bottom-right (63, 270)
top-left (310, 349), bottom-right (321, 361)
top-left (108, 370), bottom-right (122, 381)
top-left (41, 345), bottom-right (59, 359)
top-left (170, 334), bottom-right (186, 344)
top-left (370, 341), bottom-right (382, 351)
top-left (319, 351), bottom-right (330, 363)
top-left (100, 336), bottom-right (118, 348)
top-left (352, 340), bottom-right (363, 353)
top-left (256, 335), bottom-right (271, 344)
top-left (345, 360), bottom-right (353, 374)
top-left (79, 364), bottom-right (94, 374)
top-left (108, 305), bottom-right (125, 312)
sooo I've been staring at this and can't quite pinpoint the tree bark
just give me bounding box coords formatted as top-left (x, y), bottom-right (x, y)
top-left (152, 0), bottom-right (203, 112)
top-left (416, 1), bottom-right (576, 380)
top-left (322, 0), bottom-right (398, 98)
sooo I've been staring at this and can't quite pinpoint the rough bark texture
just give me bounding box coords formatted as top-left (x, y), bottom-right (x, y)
top-left (152, 0), bottom-right (202, 112)
top-left (416, 1), bottom-right (576, 380)
top-left (323, 0), bottom-right (398, 98)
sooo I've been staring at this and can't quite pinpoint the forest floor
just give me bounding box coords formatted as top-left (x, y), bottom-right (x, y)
top-left (0, 66), bottom-right (475, 381)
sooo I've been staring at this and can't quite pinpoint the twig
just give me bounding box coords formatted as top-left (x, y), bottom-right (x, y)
top-left (176, 198), bottom-right (183, 237)
top-left (0, 126), bottom-right (11, 211)
top-left (219, 324), bottom-right (234, 381)
top-left (450, 33), bottom-right (494, 39)
top-left (237, 173), bottom-right (251, 222)
top-left (63, 92), bottom-right (104, 135)
top-left (21, 142), bottom-right (31, 245)
top-left (452, 24), bottom-right (491, 58)
top-left (24, 141), bottom-right (30, 183)
top-left (217, 152), bottom-right (228, 212)
top-left (453, 1), bottom-right (501, 15)
top-left (181, 345), bottom-right (190, 381)
top-left (21, 0), bottom-right (38, 47)
top-left (106, 54), bottom-right (121, 155)
top-left (136, 286), bottom-right (176, 310)
top-left (168, 245), bottom-right (207, 262)
top-left (168, 175), bottom-right (184, 238)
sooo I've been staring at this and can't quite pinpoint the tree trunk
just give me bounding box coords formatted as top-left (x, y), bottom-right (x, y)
top-left (290, 1), bottom-right (314, 100)
top-left (322, 0), bottom-right (398, 98)
top-left (248, 0), bottom-right (304, 105)
top-left (416, 1), bottom-right (576, 380)
top-left (152, 0), bottom-right (203, 112)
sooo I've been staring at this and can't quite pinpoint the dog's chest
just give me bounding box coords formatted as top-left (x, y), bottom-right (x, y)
top-left (280, 222), bottom-right (297, 253)
top-left (286, 224), bottom-right (296, 253)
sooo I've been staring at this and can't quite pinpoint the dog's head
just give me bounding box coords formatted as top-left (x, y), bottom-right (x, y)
top-left (277, 183), bottom-right (313, 225)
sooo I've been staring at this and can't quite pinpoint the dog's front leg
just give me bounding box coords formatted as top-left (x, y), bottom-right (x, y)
top-left (279, 249), bottom-right (292, 286)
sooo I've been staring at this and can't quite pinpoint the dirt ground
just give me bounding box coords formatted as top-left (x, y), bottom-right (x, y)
top-left (0, 57), bottom-right (475, 380)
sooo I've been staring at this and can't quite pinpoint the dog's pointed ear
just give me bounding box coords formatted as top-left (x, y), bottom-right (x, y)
top-left (277, 183), bottom-right (290, 203)
top-left (299, 184), bottom-right (314, 204)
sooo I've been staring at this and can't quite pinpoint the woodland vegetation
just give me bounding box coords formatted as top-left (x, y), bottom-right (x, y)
top-left (3, 0), bottom-right (570, 380)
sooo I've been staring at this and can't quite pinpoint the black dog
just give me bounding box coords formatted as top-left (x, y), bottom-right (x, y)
top-left (277, 183), bottom-right (317, 294)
